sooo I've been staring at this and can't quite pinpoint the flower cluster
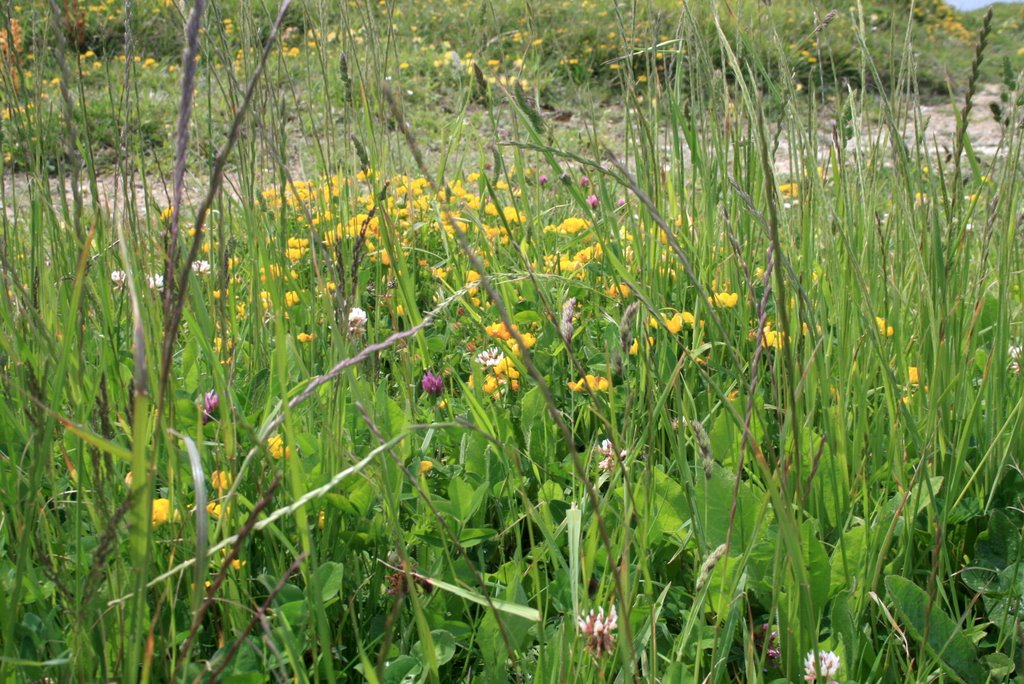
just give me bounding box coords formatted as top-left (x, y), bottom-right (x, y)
top-left (577, 605), bottom-right (617, 657)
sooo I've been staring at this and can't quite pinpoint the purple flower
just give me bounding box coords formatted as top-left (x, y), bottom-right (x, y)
top-left (202, 389), bottom-right (219, 424)
top-left (539, 174), bottom-right (549, 185)
top-left (421, 371), bottom-right (444, 396)
top-left (617, 198), bottom-right (626, 207)
top-left (586, 194), bottom-right (599, 209)
top-left (580, 175), bottom-right (590, 187)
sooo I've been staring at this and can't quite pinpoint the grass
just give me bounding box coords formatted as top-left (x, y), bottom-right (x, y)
top-left (1, 0), bottom-right (1023, 682)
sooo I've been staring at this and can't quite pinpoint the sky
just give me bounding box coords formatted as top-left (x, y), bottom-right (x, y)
top-left (947, 0), bottom-right (1021, 8)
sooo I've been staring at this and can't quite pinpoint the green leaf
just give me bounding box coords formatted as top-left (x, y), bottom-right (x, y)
top-left (425, 575), bottom-right (541, 622)
top-left (412, 630), bottom-right (457, 667)
top-left (459, 527), bottom-right (497, 547)
top-left (695, 463), bottom-right (764, 549)
top-left (447, 478), bottom-right (486, 522)
top-left (885, 575), bottom-right (985, 683)
top-left (382, 655), bottom-right (421, 684)
top-left (643, 467), bottom-right (689, 539)
top-left (830, 524), bottom-right (868, 597)
top-left (314, 561), bottom-right (344, 602)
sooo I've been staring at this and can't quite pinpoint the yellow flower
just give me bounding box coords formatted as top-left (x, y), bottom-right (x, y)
top-left (875, 317), bottom-right (894, 337)
top-left (419, 460), bottom-right (434, 474)
top-left (284, 291), bottom-right (300, 307)
top-left (318, 510), bottom-right (326, 529)
top-left (206, 502), bottom-right (223, 518)
top-left (210, 470), bottom-right (232, 491)
top-left (778, 182), bottom-right (798, 199)
top-left (267, 435), bottom-right (292, 459)
top-left (568, 374), bottom-right (610, 393)
top-left (629, 336), bottom-right (654, 355)
top-left (152, 498), bottom-right (179, 527)
top-left (485, 322), bottom-right (513, 340)
top-left (493, 357), bottom-right (521, 379)
top-left (297, 332), bottom-right (315, 343)
top-left (708, 292), bottom-right (738, 308)
top-left (762, 328), bottom-right (785, 349)
top-left (908, 366), bottom-right (920, 385)
top-left (605, 283), bottom-right (631, 298)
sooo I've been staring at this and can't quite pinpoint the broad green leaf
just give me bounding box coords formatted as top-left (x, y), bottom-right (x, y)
top-left (885, 575), bottom-right (985, 683)
top-left (314, 561), bottom-right (344, 602)
top-left (412, 630), bottom-right (457, 666)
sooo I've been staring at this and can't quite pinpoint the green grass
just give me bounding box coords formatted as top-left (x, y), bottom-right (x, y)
top-left (1, 0), bottom-right (1023, 682)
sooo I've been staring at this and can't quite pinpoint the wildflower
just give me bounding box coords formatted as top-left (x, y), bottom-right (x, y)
top-left (348, 307), bottom-right (368, 336)
top-left (577, 605), bottom-right (617, 657)
top-left (663, 311), bottom-right (695, 334)
top-left (284, 291), bottom-right (300, 307)
top-left (297, 332), bottom-right (315, 343)
top-left (708, 292), bottom-right (739, 308)
top-left (596, 439), bottom-right (626, 472)
top-left (267, 435), bottom-right (292, 459)
top-left (210, 470), bottom-right (232, 492)
top-left (803, 650), bottom-right (840, 682)
top-left (111, 270), bottom-right (127, 289)
top-left (568, 374), bottom-right (610, 393)
top-left (146, 273), bottom-right (164, 291)
top-left (485, 321), bottom-right (513, 340)
top-left (421, 371), bottom-right (445, 396)
top-left (629, 336), bottom-right (654, 355)
top-left (755, 624), bottom-right (781, 670)
top-left (606, 282), bottom-right (631, 298)
top-left (202, 389), bottom-right (219, 424)
top-left (875, 317), bottom-right (894, 337)
top-left (476, 347), bottom-right (505, 367)
top-left (152, 498), bottom-right (179, 527)
top-left (908, 366), bottom-right (920, 385)
top-left (419, 460), bottom-right (434, 474)
top-left (539, 174), bottom-right (549, 185)
top-left (206, 501), bottom-right (223, 518)
top-left (192, 260), bottom-right (211, 276)
top-left (580, 175), bottom-right (590, 187)
top-left (586, 194), bottom-right (599, 208)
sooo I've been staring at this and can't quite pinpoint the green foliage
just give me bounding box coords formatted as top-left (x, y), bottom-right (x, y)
top-left (1, 0), bottom-right (1023, 682)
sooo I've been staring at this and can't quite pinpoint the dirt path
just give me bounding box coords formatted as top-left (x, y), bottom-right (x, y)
top-left (2, 86), bottom-right (1010, 220)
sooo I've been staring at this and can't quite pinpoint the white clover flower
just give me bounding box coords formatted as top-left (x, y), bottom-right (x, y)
top-left (803, 650), bottom-right (840, 682)
top-left (475, 347), bottom-right (504, 367)
top-left (348, 306), bottom-right (368, 336)
top-left (146, 273), bottom-right (164, 291)
top-left (191, 260), bottom-right (211, 276)
top-left (110, 270), bottom-right (127, 289)
top-left (577, 605), bottom-right (617, 657)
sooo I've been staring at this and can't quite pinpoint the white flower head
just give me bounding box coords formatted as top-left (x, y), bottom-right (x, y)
top-left (577, 605), bottom-right (617, 657)
top-left (475, 347), bottom-right (504, 367)
top-left (111, 270), bottom-right (127, 289)
top-left (348, 306), bottom-right (368, 336)
top-left (146, 273), bottom-right (164, 292)
top-left (804, 650), bottom-right (840, 682)
top-left (191, 260), bottom-right (211, 276)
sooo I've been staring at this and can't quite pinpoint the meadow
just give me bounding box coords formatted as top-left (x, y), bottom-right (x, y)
top-left (1, 0), bottom-right (1024, 682)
